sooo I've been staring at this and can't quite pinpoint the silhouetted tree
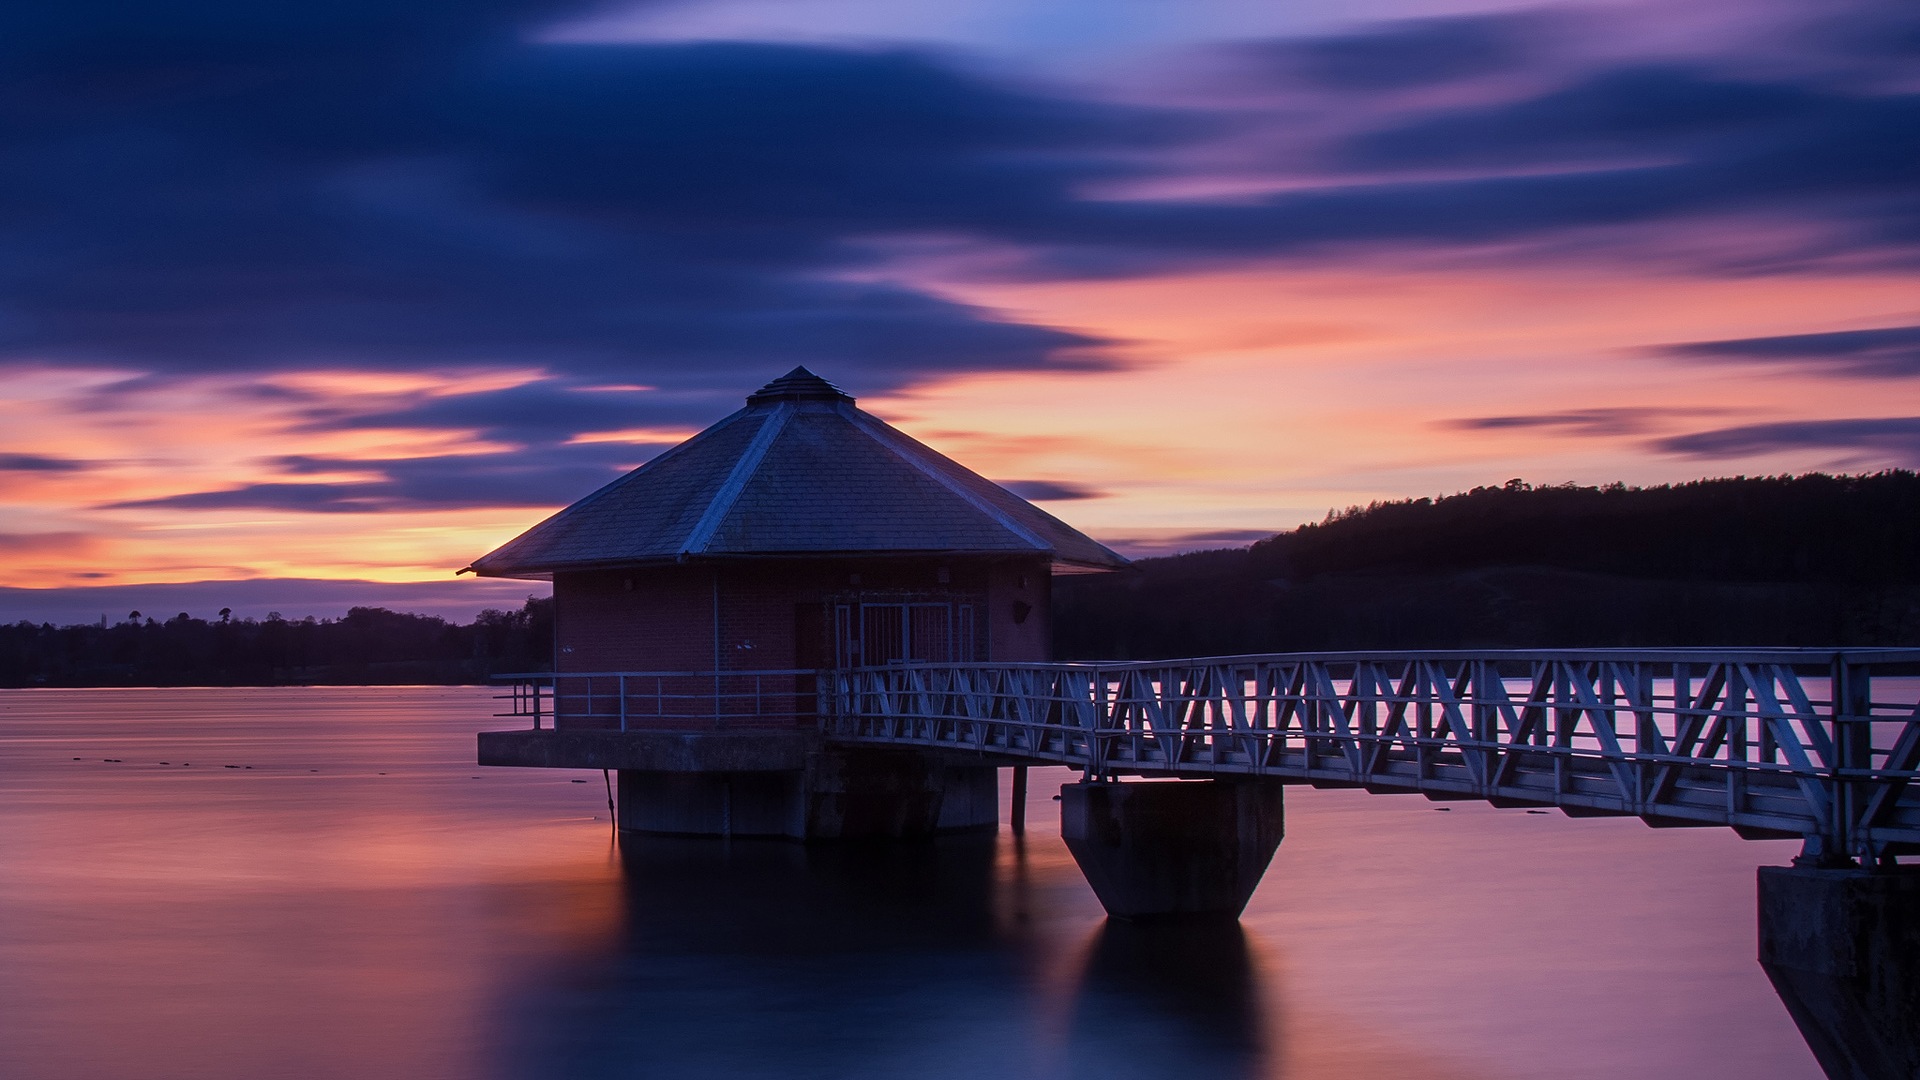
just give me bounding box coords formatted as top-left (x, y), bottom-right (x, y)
top-left (1057, 472), bottom-right (1920, 657)
top-left (0, 595), bottom-right (555, 688)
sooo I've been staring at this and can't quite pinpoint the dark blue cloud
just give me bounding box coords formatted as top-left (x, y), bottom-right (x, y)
top-left (103, 443), bottom-right (657, 512)
top-left (0, 453), bottom-right (91, 471)
top-left (1102, 528), bottom-right (1277, 558)
top-left (1665, 324), bottom-right (1920, 378)
top-left (1445, 408), bottom-right (1697, 437)
top-left (1343, 67), bottom-right (1823, 168)
top-left (1316, 66), bottom-right (1920, 263)
top-left (1, 0), bottom-right (1916, 450)
top-left (998, 479), bottom-right (1104, 501)
top-left (292, 383), bottom-right (735, 442)
top-left (1230, 13), bottom-right (1541, 91)
top-left (1654, 417), bottom-right (1920, 464)
top-left (0, 5), bottom-right (1131, 386)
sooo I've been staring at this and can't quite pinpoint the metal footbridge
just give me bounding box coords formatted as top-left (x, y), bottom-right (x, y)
top-left (818, 649), bottom-right (1920, 863)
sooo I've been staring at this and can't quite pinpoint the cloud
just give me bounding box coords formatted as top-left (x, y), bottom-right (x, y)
top-left (1664, 324), bottom-right (1920, 378)
top-left (2, 0), bottom-right (1917, 405)
top-left (291, 381), bottom-right (730, 442)
top-left (1342, 66), bottom-right (1824, 169)
top-left (1653, 416), bottom-right (1920, 464)
top-left (997, 479), bottom-right (1104, 501)
top-left (1100, 528), bottom-right (1276, 559)
top-left (0, 9), bottom-right (1131, 386)
top-left (0, 531), bottom-right (100, 556)
top-left (1445, 407), bottom-right (1712, 438)
top-left (0, 453), bottom-right (91, 472)
top-left (103, 443), bottom-right (655, 512)
top-left (1230, 13), bottom-right (1542, 92)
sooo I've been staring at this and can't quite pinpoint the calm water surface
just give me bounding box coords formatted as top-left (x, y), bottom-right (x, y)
top-left (0, 687), bottom-right (1821, 1079)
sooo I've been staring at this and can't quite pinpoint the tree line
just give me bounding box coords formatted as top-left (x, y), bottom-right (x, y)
top-left (7, 472), bottom-right (1918, 685)
top-left (0, 597), bottom-right (553, 688)
top-left (1054, 472), bottom-right (1920, 658)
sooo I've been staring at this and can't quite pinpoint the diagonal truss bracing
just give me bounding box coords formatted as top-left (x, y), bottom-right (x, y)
top-left (821, 649), bottom-right (1920, 861)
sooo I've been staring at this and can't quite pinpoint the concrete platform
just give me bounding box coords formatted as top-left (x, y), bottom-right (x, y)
top-left (478, 728), bottom-right (819, 772)
top-left (479, 730), bottom-right (1000, 840)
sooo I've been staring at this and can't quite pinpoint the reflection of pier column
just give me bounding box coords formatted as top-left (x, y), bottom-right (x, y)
top-left (1758, 866), bottom-right (1919, 1080)
top-left (1060, 780), bottom-right (1284, 921)
top-left (1064, 920), bottom-right (1268, 1079)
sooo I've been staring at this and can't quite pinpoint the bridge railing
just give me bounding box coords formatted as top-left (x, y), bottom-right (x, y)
top-left (495, 670), bottom-right (819, 731)
top-left (821, 649), bottom-right (1920, 861)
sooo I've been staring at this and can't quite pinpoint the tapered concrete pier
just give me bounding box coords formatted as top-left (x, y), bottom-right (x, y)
top-left (1758, 865), bottom-right (1920, 1080)
top-left (1061, 780), bottom-right (1285, 921)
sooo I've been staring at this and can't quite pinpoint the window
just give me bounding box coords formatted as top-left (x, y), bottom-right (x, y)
top-left (834, 601), bottom-right (977, 666)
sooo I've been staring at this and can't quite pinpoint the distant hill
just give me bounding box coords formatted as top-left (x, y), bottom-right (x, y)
top-left (1055, 472), bottom-right (1920, 658)
top-left (0, 598), bottom-right (553, 688)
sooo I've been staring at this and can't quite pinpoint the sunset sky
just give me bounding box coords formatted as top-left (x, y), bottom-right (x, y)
top-left (2, 0), bottom-right (1916, 622)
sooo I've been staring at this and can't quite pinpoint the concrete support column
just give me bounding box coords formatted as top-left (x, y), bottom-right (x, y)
top-left (615, 752), bottom-right (999, 840)
top-left (617, 769), bottom-right (803, 837)
top-left (799, 750), bottom-right (997, 839)
top-left (1758, 865), bottom-right (1920, 1080)
top-left (1061, 780), bottom-right (1284, 922)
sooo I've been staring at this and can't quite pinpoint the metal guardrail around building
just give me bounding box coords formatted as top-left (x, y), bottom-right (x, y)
top-left (820, 649), bottom-right (1920, 863)
top-left (494, 669), bottom-right (819, 732)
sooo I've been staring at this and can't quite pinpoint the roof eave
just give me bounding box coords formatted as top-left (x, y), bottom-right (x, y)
top-left (464, 547), bottom-right (1127, 578)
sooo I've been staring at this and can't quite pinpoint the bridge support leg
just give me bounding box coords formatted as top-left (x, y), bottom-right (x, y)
top-left (1061, 780), bottom-right (1284, 922)
top-left (1758, 865), bottom-right (1920, 1080)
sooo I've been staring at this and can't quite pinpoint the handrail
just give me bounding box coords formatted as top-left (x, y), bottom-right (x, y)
top-left (821, 648), bottom-right (1920, 670)
top-left (493, 668), bottom-right (822, 732)
top-left (820, 653), bottom-right (1920, 864)
top-left (483, 651), bottom-right (1920, 862)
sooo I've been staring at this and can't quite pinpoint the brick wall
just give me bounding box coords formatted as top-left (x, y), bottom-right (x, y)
top-left (985, 557), bottom-right (1052, 662)
top-left (554, 566), bottom-right (713, 673)
top-left (557, 554), bottom-right (1060, 673)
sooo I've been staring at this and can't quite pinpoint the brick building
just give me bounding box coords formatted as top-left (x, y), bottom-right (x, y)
top-left (469, 367), bottom-right (1126, 838)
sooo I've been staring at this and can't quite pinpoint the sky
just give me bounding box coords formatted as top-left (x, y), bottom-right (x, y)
top-left (1, 0), bottom-right (1916, 623)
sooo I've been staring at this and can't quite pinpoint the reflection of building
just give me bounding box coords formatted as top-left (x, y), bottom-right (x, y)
top-left (468, 368), bottom-right (1125, 837)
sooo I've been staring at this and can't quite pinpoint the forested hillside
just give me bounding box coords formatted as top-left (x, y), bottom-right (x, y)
top-left (8, 473), bottom-right (1917, 684)
top-left (1055, 473), bottom-right (1920, 658)
top-left (0, 598), bottom-right (552, 688)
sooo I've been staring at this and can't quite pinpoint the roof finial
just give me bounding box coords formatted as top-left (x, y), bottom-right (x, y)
top-left (746, 366), bottom-right (854, 405)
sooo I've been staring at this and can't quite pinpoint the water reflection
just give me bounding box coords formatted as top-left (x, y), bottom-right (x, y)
top-left (490, 835), bottom-right (1277, 1080)
top-left (1065, 921), bottom-right (1267, 1080)
top-left (493, 835), bottom-right (1036, 1080)
top-left (0, 689), bottom-right (1832, 1080)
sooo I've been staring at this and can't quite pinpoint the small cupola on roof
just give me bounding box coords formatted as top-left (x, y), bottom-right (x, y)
top-left (464, 367), bottom-right (1127, 579)
top-left (744, 367), bottom-right (854, 404)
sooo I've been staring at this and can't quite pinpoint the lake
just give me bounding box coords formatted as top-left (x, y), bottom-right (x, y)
top-left (0, 686), bottom-right (1820, 1079)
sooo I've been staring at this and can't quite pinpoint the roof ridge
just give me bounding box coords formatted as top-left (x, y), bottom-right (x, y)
top-left (679, 402), bottom-right (793, 556)
top-left (838, 403), bottom-right (1054, 553)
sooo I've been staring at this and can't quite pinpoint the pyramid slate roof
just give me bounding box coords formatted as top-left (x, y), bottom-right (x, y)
top-left (464, 368), bottom-right (1128, 579)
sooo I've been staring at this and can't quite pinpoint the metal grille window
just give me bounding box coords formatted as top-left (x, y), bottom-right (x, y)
top-left (835, 601), bottom-right (977, 666)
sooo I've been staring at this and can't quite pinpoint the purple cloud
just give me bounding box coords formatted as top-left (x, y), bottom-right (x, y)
top-left (1664, 324), bottom-right (1920, 378)
top-left (1653, 416), bottom-right (1920, 464)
